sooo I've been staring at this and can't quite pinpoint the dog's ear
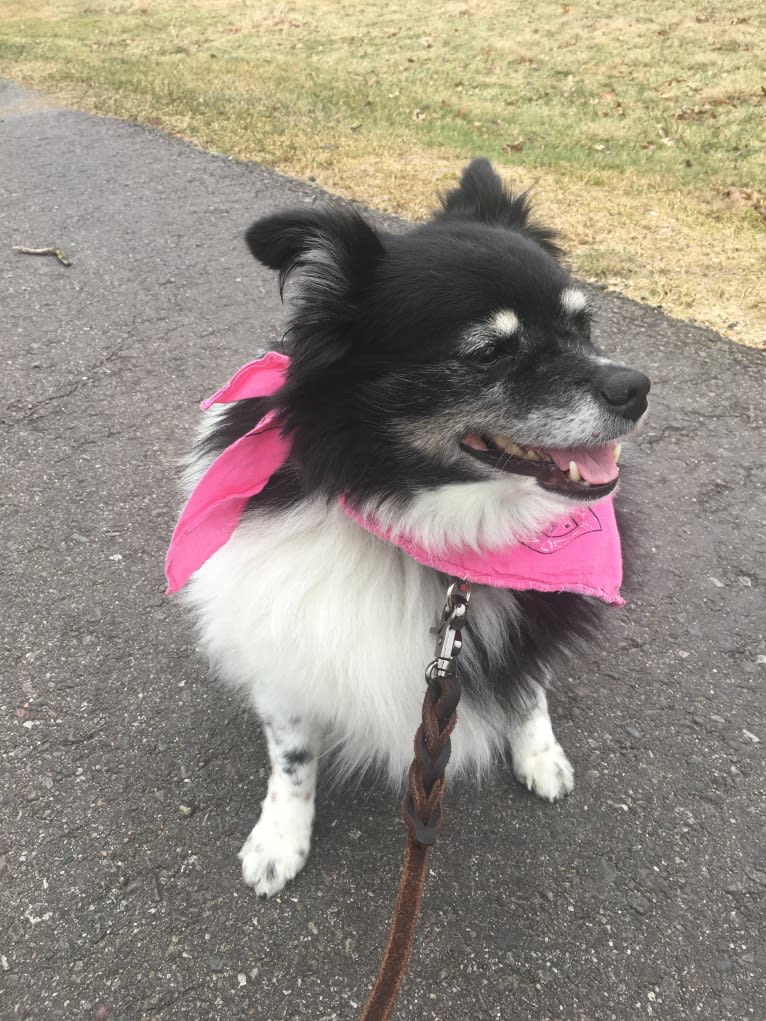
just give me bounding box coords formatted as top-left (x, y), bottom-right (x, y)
top-left (246, 207), bottom-right (384, 300)
top-left (436, 157), bottom-right (561, 257)
top-left (246, 207), bottom-right (385, 369)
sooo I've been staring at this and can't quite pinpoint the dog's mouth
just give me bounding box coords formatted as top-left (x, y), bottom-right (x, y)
top-left (460, 433), bottom-right (621, 500)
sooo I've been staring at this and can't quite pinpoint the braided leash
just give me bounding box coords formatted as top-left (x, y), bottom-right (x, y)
top-left (359, 580), bottom-right (471, 1021)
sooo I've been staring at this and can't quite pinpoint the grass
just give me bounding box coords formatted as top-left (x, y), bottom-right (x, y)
top-left (1, 0), bottom-right (764, 346)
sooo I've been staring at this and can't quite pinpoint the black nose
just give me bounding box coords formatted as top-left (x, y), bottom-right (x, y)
top-left (600, 366), bottom-right (651, 421)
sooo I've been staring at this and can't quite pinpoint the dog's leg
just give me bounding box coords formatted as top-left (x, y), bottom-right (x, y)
top-left (239, 713), bottom-right (319, 897)
top-left (508, 680), bottom-right (574, 801)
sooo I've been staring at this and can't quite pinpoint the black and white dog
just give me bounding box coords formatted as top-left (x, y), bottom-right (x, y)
top-left (176, 158), bottom-right (650, 897)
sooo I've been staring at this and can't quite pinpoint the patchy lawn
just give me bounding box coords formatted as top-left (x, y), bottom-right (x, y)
top-left (1, 0), bottom-right (763, 345)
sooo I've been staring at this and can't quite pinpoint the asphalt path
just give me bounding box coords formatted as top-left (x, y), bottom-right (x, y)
top-left (1, 80), bottom-right (764, 1021)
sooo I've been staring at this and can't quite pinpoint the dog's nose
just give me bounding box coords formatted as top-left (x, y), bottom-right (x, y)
top-left (599, 367), bottom-right (651, 421)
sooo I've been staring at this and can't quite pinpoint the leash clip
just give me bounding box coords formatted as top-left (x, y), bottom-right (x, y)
top-left (427, 579), bottom-right (471, 682)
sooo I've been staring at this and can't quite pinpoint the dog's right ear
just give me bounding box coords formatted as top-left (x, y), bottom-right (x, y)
top-left (245, 207), bottom-right (384, 300)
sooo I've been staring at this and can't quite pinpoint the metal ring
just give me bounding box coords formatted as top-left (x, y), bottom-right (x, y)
top-left (445, 579), bottom-right (471, 608)
top-left (425, 659), bottom-right (456, 684)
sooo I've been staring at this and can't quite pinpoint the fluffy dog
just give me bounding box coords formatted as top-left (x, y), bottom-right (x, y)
top-left (171, 158), bottom-right (650, 897)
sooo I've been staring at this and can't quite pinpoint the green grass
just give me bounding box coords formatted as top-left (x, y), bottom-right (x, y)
top-left (1, 0), bottom-right (764, 345)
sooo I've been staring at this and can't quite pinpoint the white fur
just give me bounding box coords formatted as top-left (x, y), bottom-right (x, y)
top-left (509, 682), bottom-right (574, 800)
top-left (370, 475), bottom-right (570, 554)
top-left (517, 393), bottom-right (627, 448)
top-left (239, 720), bottom-right (318, 896)
top-left (560, 287), bottom-right (588, 316)
top-left (185, 499), bottom-right (517, 782)
top-left (491, 308), bottom-right (520, 335)
top-left (179, 403), bottom-right (229, 492)
top-left (239, 768), bottom-right (316, 896)
top-left (457, 310), bottom-right (519, 358)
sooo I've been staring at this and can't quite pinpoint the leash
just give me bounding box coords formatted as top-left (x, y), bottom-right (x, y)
top-left (358, 579), bottom-right (471, 1021)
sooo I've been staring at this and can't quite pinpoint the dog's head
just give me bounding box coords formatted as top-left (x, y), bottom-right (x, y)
top-left (246, 158), bottom-right (650, 549)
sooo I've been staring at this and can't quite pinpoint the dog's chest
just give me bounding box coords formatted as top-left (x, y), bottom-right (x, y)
top-left (184, 500), bottom-right (516, 777)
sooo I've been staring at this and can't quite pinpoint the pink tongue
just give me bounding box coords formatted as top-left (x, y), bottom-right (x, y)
top-left (548, 443), bottom-right (618, 484)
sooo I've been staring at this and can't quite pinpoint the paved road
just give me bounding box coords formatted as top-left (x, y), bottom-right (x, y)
top-left (1, 79), bottom-right (764, 1021)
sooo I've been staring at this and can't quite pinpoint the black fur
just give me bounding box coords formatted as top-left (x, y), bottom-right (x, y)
top-left (435, 156), bottom-right (563, 257)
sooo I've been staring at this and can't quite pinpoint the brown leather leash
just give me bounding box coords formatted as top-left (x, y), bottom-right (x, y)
top-left (359, 580), bottom-right (471, 1021)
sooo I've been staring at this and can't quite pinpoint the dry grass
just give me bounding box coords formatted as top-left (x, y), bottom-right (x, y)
top-left (1, 0), bottom-right (764, 346)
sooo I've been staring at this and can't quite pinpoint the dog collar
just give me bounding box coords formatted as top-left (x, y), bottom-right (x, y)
top-left (165, 353), bottom-right (624, 605)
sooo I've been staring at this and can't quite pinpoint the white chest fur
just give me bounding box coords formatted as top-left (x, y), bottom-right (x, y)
top-left (183, 499), bottom-right (516, 781)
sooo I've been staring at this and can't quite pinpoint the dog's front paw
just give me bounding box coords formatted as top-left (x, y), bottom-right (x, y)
top-left (513, 740), bottom-right (574, 802)
top-left (239, 821), bottom-right (310, 897)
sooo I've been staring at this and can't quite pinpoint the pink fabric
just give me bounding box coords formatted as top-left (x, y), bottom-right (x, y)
top-left (199, 351), bottom-right (290, 410)
top-left (165, 353), bottom-right (291, 594)
top-left (342, 501), bottom-right (624, 604)
top-left (166, 353), bottom-right (624, 605)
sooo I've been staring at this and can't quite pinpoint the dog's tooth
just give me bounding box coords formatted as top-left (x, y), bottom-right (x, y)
top-left (614, 443), bottom-right (622, 463)
top-left (492, 436), bottom-right (524, 456)
top-left (568, 460), bottom-right (582, 482)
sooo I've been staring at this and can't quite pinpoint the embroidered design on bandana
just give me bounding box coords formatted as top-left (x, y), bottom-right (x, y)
top-left (165, 353), bottom-right (624, 605)
top-left (519, 508), bottom-right (602, 554)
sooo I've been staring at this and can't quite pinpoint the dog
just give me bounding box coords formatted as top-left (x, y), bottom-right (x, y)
top-left (169, 158), bottom-right (650, 897)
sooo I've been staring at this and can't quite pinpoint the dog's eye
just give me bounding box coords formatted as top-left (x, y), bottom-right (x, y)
top-left (470, 344), bottom-right (502, 366)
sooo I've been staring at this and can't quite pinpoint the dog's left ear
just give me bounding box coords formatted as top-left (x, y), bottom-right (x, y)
top-left (436, 157), bottom-right (562, 258)
top-left (245, 207), bottom-right (385, 368)
top-left (245, 207), bottom-right (384, 300)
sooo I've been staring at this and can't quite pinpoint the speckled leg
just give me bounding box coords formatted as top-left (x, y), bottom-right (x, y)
top-left (239, 714), bottom-right (319, 897)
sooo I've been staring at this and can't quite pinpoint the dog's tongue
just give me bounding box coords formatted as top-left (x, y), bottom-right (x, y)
top-left (548, 443), bottom-right (619, 484)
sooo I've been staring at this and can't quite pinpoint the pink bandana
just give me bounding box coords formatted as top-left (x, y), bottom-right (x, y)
top-left (166, 353), bottom-right (624, 605)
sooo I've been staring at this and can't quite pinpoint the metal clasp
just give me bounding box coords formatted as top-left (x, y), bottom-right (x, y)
top-left (426, 579), bottom-right (471, 682)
